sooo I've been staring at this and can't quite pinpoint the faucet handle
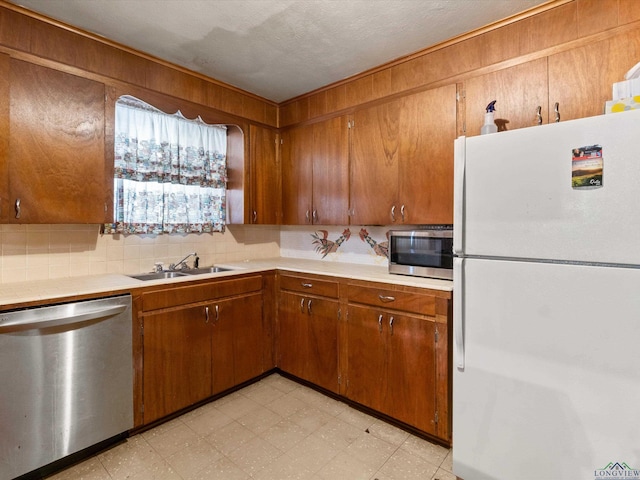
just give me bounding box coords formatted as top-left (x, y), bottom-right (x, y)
top-left (154, 262), bottom-right (164, 273)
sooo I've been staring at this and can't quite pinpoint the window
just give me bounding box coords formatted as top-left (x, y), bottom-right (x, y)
top-left (104, 96), bottom-right (227, 234)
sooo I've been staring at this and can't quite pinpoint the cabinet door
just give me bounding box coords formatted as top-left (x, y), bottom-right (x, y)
top-left (399, 85), bottom-right (457, 225)
top-left (306, 296), bottom-right (339, 393)
top-left (345, 305), bottom-right (388, 412)
top-left (278, 291), bottom-right (309, 378)
top-left (281, 124), bottom-right (313, 224)
top-left (350, 99), bottom-right (400, 225)
top-left (211, 301), bottom-right (235, 394)
top-left (143, 305), bottom-right (212, 423)
top-left (549, 30), bottom-right (640, 122)
top-left (231, 292), bottom-right (264, 385)
top-left (8, 59), bottom-right (106, 223)
top-left (312, 116), bottom-right (349, 225)
top-left (463, 58), bottom-right (549, 137)
top-left (385, 313), bottom-right (437, 435)
top-left (249, 124), bottom-right (280, 224)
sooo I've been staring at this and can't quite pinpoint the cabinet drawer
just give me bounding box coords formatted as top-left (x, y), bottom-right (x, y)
top-left (279, 274), bottom-right (338, 298)
top-left (142, 275), bottom-right (262, 311)
top-left (347, 284), bottom-right (435, 316)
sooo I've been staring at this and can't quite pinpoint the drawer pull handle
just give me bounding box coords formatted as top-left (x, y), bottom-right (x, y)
top-left (15, 198), bottom-right (21, 219)
top-left (378, 314), bottom-right (383, 333)
top-left (536, 105), bottom-right (542, 125)
top-left (307, 299), bottom-right (312, 315)
top-left (205, 306), bottom-right (210, 323)
top-left (300, 298), bottom-right (305, 313)
top-left (389, 316), bottom-right (394, 335)
top-left (390, 205), bottom-right (396, 222)
top-left (301, 283), bottom-right (313, 288)
top-left (554, 102), bottom-right (560, 123)
top-left (378, 295), bottom-right (395, 303)
top-left (215, 304), bottom-right (219, 322)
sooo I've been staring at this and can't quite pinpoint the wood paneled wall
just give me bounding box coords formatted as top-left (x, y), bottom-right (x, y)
top-left (0, 2), bottom-right (278, 127)
top-left (280, 0), bottom-right (640, 127)
top-left (1, 0), bottom-right (639, 129)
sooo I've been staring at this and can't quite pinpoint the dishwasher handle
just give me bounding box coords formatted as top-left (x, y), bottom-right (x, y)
top-left (0, 304), bottom-right (127, 333)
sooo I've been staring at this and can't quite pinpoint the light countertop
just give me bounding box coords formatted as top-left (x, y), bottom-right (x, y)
top-left (0, 257), bottom-right (452, 308)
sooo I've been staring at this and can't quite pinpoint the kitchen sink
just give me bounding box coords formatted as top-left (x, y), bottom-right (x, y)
top-left (181, 266), bottom-right (232, 275)
top-left (128, 271), bottom-right (189, 281)
top-left (128, 266), bottom-right (232, 281)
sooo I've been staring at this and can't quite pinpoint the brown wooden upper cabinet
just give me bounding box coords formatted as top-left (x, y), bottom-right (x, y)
top-left (350, 84), bottom-right (457, 226)
top-left (281, 115), bottom-right (349, 225)
top-left (464, 29), bottom-right (640, 137)
top-left (249, 124), bottom-right (281, 224)
top-left (4, 59), bottom-right (107, 223)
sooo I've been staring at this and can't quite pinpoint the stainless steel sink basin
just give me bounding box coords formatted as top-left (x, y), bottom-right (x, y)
top-left (128, 271), bottom-right (189, 281)
top-left (182, 266), bottom-right (232, 275)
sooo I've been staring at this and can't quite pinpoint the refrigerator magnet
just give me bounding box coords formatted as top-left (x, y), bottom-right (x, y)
top-left (572, 145), bottom-right (603, 189)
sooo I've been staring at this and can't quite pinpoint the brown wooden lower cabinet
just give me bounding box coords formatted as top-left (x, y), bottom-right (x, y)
top-left (346, 305), bottom-right (438, 435)
top-left (137, 271), bottom-right (451, 444)
top-left (277, 274), bottom-right (452, 444)
top-left (139, 275), bottom-right (264, 425)
top-left (278, 273), bottom-right (340, 393)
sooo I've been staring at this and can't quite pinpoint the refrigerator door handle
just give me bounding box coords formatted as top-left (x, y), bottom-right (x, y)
top-left (453, 256), bottom-right (465, 369)
top-left (453, 137), bottom-right (466, 255)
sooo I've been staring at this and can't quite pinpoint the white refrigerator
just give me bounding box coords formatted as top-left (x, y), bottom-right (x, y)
top-left (452, 109), bottom-right (640, 480)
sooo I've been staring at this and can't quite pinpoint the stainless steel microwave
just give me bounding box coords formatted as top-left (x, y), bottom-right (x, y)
top-left (388, 226), bottom-right (453, 280)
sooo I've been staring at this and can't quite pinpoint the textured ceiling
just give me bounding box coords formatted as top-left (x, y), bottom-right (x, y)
top-left (11, 0), bottom-right (550, 102)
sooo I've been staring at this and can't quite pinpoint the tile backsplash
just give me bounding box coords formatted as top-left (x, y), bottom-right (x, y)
top-left (0, 223), bottom-right (395, 284)
top-left (0, 224), bottom-right (280, 284)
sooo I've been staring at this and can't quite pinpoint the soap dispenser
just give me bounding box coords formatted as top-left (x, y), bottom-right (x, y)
top-left (481, 100), bottom-right (498, 135)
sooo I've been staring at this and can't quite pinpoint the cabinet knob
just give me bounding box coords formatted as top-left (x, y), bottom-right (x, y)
top-left (205, 306), bottom-right (210, 323)
top-left (389, 316), bottom-right (394, 335)
top-left (378, 314), bottom-right (383, 333)
top-left (307, 299), bottom-right (312, 315)
top-left (305, 210), bottom-right (310, 223)
top-left (554, 102), bottom-right (560, 123)
top-left (15, 198), bottom-right (21, 219)
top-left (215, 304), bottom-right (219, 322)
top-left (536, 106), bottom-right (543, 126)
top-left (390, 205), bottom-right (396, 222)
top-left (253, 210), bottom-right (257, 223)
top-left (300, 298), bottom-right (305, 313)
top-left (400, 205), bottom-right (405, 222)
top-left (312, 210), bottom-right (318, 223)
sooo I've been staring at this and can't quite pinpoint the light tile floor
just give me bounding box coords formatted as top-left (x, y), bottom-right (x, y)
top-left (48, 374), bottom-right (455, 480)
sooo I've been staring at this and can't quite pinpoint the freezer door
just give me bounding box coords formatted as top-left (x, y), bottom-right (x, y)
top-left (458, 109), bottom-right (640, 265)
top-left (453, 258), bottom-right (640, 480)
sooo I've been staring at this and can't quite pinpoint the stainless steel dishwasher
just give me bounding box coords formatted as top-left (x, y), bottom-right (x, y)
top-left (0, 294), bottom-right (133, 479)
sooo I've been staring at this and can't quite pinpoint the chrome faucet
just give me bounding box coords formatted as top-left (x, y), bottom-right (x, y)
top-left (169, 252), bottom-right (198, 271)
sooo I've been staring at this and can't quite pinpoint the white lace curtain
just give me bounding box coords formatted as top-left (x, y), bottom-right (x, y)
top-left (104, 96), bottom-right (227, 234)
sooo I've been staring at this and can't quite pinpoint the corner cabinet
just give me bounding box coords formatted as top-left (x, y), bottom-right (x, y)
top-left (350, 84), bottom-right (457, 225)
top-left (248, 124), bottom-right (281, 224)
top-left (281, 116), bottom-right (349, 225)
top-left (3, 59), bottom-right (107, 223)
top-left (277, 273), bottom-right (340, 393)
